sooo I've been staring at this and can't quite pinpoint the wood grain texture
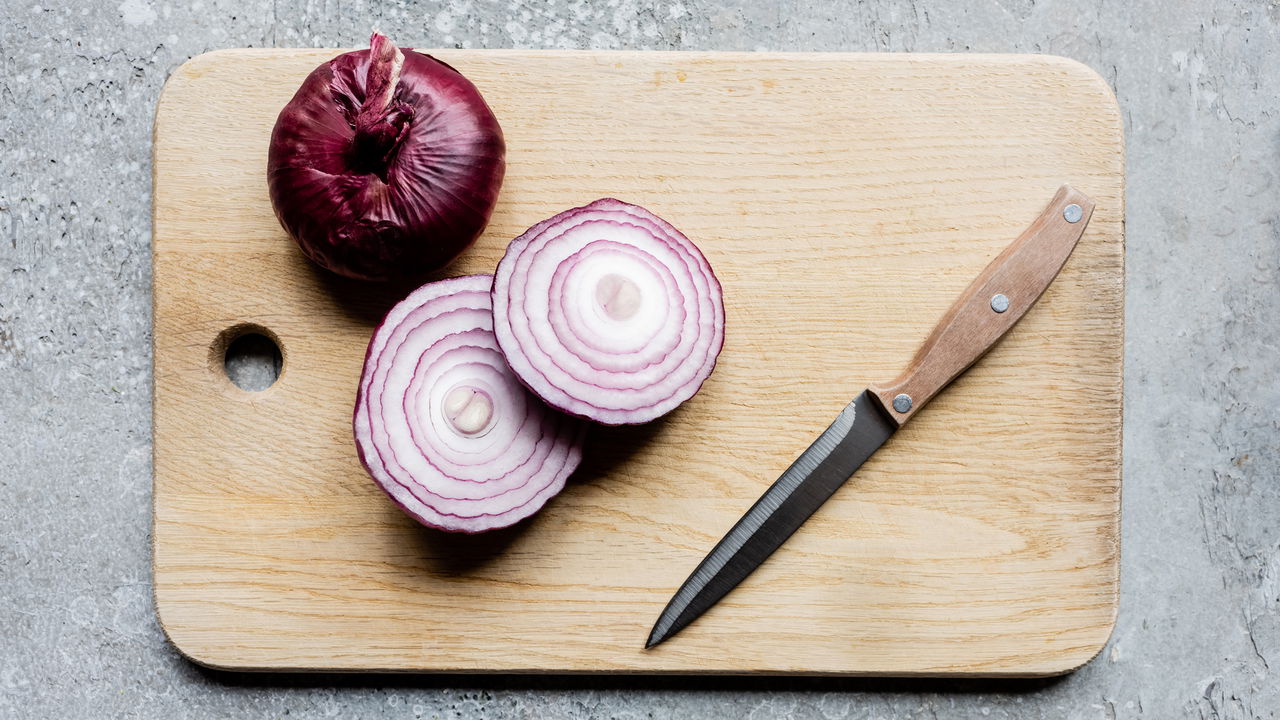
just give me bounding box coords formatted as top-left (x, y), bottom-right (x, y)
top-left (152, 49), bottom-right (1124, 675)
top-left (868, 186), bottom-right (1094, 425)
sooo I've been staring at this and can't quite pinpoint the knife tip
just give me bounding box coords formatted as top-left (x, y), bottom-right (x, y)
top-left (644, 623), bottom-right (669, 649)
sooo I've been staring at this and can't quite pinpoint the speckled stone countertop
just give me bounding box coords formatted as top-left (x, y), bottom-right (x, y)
top-left (2, 1), bottom-right (1277, 718)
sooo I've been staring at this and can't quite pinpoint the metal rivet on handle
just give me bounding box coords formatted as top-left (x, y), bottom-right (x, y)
top-left (1063, 204), bottom-right (1083, 223)
top-left (990, 293), bottom-right (1010, 313)
top-left (892, 394), bottom-right (913, 413)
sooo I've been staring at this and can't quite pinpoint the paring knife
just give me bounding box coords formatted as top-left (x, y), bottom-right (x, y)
top-left (646, 185), bottom-right (1095, 648)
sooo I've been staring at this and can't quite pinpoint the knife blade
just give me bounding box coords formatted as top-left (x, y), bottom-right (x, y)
top-left (646, 185), bottom-right (1095, 648)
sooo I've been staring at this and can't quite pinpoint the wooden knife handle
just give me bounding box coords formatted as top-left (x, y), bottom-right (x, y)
top-left (868, 185), bottom-right (1094, 427)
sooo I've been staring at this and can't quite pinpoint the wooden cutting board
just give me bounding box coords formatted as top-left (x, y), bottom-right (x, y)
top-left (152, 49), bottom-right (1123, 676)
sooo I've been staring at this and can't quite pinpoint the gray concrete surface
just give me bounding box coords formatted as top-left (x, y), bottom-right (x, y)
top-left (1, 0), bottom-right (1277, 717)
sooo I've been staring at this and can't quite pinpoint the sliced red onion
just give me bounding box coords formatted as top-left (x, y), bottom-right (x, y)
top-left (492, 199), bottom-right (725, 425)
top-left (354, 275), bottom-right (584, 533)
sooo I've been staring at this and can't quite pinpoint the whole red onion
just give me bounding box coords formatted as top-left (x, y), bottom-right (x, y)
top-left (268, 34), bottom-right (505, 281)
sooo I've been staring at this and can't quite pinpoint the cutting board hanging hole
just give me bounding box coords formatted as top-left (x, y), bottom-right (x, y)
top-left (210, 323), bottom-right (284, 392)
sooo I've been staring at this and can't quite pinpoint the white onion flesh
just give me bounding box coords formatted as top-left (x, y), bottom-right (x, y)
top-left (492, 199), bottom-right (725, 425)
top-left (354, 275), bottom-right (584, 533)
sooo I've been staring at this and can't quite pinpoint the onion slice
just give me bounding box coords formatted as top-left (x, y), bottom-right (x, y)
top-left (354, 275), bottom-right (585, 533)
top-left (492, 199), bottom-right (725, 425)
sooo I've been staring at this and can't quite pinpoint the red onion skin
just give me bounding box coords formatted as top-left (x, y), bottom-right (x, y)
top-left (268, 34), bottom-right (505, 282)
